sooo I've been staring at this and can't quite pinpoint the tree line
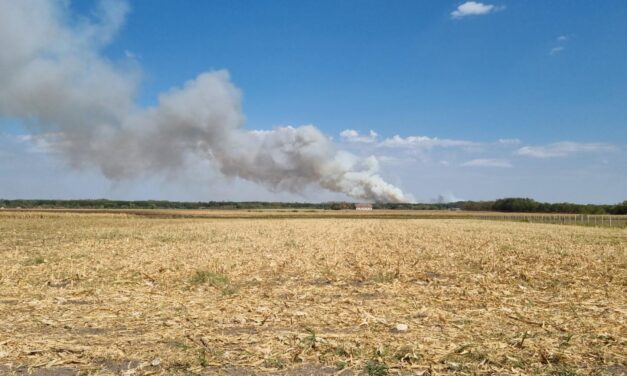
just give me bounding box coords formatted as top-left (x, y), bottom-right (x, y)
top-left (0, 198), bottom-right (625, 214)
top-left (372, 199), bottom-right (626, 214)
top-left (459, 198), bottom-right (627, 215)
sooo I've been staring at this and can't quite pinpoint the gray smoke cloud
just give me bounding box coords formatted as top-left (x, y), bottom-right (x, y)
top-left (0, 0), bottom-right (412, 202)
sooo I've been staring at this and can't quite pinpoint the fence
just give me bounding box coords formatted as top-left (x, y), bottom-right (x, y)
top-left (475, 214), bottom-right (627, 228)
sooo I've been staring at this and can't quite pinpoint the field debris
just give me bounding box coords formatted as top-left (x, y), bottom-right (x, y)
top-left (0, 211), bottom-right (625, 375)
top-left (393, 324), bottom-right (409, 333)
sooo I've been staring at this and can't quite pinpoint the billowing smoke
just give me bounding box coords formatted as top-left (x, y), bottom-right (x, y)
top-left (0, 0), bottom-right (412, 202)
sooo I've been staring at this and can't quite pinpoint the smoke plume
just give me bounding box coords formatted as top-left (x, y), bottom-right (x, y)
top-left (0, 0), bottom-right (411, 202)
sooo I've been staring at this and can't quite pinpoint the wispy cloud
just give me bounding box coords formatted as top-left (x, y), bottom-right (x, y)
top-left (341, 130), bottom-right (619, 171)
top-left (497, 138), bottom-right (521, 145)
top-left (451, 1), bottom-right (503, 19)
top-left (374, 155), bottom-right (404, 164)
top-left (339, 129), bottom-right (378, 143)
top-left (550, 46), bottom-right (565, 56)
top-left (550, 34), bottom-right (569, 55)
top-left (14, 133), bottom-right (67, 154)
top-left (516, 142), bottom-right (616, 158)
top-left (124, 50), bottom-right (139, 60)
top-left (379, 135), bottom-right (475, 149)
top-left (461, 158), bottom-right (512, 168)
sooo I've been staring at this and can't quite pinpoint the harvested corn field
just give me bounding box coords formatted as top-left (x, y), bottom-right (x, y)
top-left (0, 212), bottom-right (625, 375)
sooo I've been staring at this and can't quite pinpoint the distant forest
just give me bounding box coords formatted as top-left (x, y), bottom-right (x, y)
top-left (1, 198), bottom-right (626, 214)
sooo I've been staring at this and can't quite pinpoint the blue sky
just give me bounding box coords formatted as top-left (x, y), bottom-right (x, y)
top-left (104, 0), bottom-right (627, 142)
top-left (0, 1), bottom-right (625, 203)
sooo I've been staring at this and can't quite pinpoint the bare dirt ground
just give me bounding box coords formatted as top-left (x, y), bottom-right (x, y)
top-left (0, 211), bottom-right (625, 375)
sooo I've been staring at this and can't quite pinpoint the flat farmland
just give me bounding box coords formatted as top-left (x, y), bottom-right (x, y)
top-left (0, 212), bottom-right (625, 375)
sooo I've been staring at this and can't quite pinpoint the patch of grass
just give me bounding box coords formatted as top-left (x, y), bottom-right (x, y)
top-left (220, 283), bottom-right (239, 296)
top-left (371, 270), bottom-right (396, 283)
top-left (512, 331), bottom-right (530, 348)
top-left (350, 345), bottom-right (363, 358)
top-left (284, 239), bottom-right (298, 248)
top-left (190, 270), bottom-right (229, 286)
top-left (302, 327), bottom-right (318, 347)
top-left (196, 350), bottom-right (208, 367)
top-left (596, 334), bottom-right (615, 345)
top-left (190, 270), bottom-right (238, 295)
top-left (364, 360), bottom-right (388, 376)
top-left (502, 354), bottom-right (527, 369)
top-left (263, 357), bottom-right (285, 369)
top-left (446, 343), bottom-right (488, 366)
top-left (393, 345), bottom-right (421, 363)
top-left (173, 341), bottom-right (191, 350)
top-left (333, 345), bottom-right (349, 357)
top-left (374, 344), bottom-right (388, 358)
top-left (23, 255), bottom-right (45, 266)
top-left (452, 343), bottom-right (472, 354)
top-left (446, 361), bottom-right (466, 372)
top-left (590, 365), bottom-right (627, 376)
top-left (539, 349), bottom-right (564, 365)
top-left (559, 334), bottom-right (574, 348)
top-left (549, 365), bottom-right (580, 376)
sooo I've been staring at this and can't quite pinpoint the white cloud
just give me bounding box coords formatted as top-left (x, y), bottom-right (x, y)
top-left (379, 135), bottom-right (475, 149)
top-left (550, 46), bottom-right (565, 55)
top-left (516, 142), bottom-right (617, 158)
top-left (339, 129), bottom-right (378, 143)
top-left (498, 138), bottom-right (521, 145)
top-left (461, 158), bottom-right (512, 168)
top-left (340, 129), bottom-right (358, 138)
top-left (124, 50), bottom-right (139, 59)
top-left (14, 133), bottom-right (66, 154)
top-left (451, 2), bottom-right (502, 19)
top-left (550, 35), bottom-right (570, 55)
top-left (373, 154), bottom-right (407, 165)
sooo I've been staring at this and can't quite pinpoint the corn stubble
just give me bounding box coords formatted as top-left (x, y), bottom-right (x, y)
top-left (0, 212), bottom-right (625, 375)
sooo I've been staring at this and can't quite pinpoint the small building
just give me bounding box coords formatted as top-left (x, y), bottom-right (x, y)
top-left (355, 203), bottom-right (373, 211)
